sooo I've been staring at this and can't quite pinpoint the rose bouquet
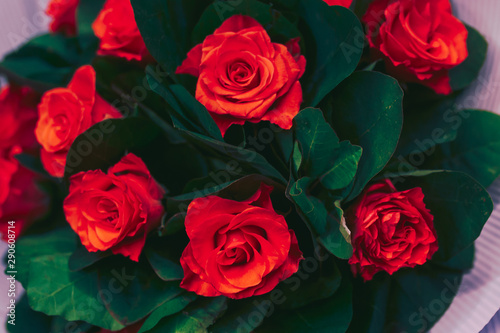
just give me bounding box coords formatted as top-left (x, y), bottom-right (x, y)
top-left (1, 0), bottom-right (498, 332)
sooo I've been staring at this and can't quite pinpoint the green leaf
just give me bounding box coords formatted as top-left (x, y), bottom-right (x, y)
top-left (350, 263), bottom-right (466, 333)
top-left (293, 108), bottom-right (362, 189)
top-left (421, 110), bottom-right (500, 188)
top-left (192, 0), bottom-right (302, 45)
top-left (6, 294), bottom-right (52, 333)
top-left (288, 177), bottom-right (353, 259)
top-left (97, 261), bottom-right (184, 326)
top-left (182, 131), bottom-right (287, 183)
top-left (138, 294), bottom-right (197, 333)
top-left (294, 108), bottom-right (340, 177)
top-left (146, 66), bottom-right (223, 140)
top-left (26, 253), bottom-right (125, 331)
top-left (277, 256), bottom-right (342, 310)
top-left (325, 71), bottom-right (403, 201)
top-left (64, 117), bottom-right (160, 181)
top-left (256, 277), bottom-right (352, 333)
top-left (131, 0), bottom-right (212, 76)
top-left (292, 141), bottom-right (302, 175)
top-left (0, 34), bottom-right (89, 90)
top-left (147, 297), bottom-right (227, 333)
top-left (158, 212), bottom-right (186, 236)
top-left (68, 246), bottom-right (112, 271)
top-left (449, 25), bottom-right (488, 91)
top-left (145, 247), bottom-right (184, 281)
top-left (14, 227), bottom-right (77, 285)
top-left (320, 142), bottom-right (363, 191)
top-left (298, 0), bottom-right (363, 106)
top-left (76, 0), bottom-right (106, 49)
top-left (392, 171), bottom-right (492, 261)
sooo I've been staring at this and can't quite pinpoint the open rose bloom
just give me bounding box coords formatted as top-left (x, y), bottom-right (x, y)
top-left (363, 0), bottom-right (468, 94)
top-left (35, 65), bottom-right (121, 177)
top-left (92, 0), bottom-right (149, 61)
top-left (63, 153), bottom-right (165, 261)
top-left (177, 15), bottom-right (306, 136)
top-left (347, 179), bottom-right (438, 281)
top-left (180, 183), bottom-right (303, 299)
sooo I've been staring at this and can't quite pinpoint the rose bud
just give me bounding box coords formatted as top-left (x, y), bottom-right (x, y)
top-left (347, 179), bottom-right (438, 281)
top-left (0, 86), bottom-right (49, 240)
top-left (323, 0), bottom-right (353, 7)
top-left (46, 0), bottom-right (79, 36)
top-left (180, 183), bottom-right (303, 299)
top-left (92, 0), bottom-right (149, 61)
top-left (63, 153), bottom-right (165, 262)
top-left (35, 65), bottom-right (122, 177)
top-left (363, 0), bottom-right (468, 94)
top-left (176, 15), bottom-right (306, 136)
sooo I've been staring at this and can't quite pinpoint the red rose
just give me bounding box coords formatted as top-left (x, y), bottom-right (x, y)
top-left (0, 87), bottom-right (48, 240)
top-left (46, 0), bottom-right (79, 35)
top-left (0, 158), bottom-right (49, 241)
top-left (35, 65), bottom-right (122, 177)
top-left (0, 86), bottom-right (39, 155)
top-left (323, 0), bottom-right (353, 7)
top-left (63, 153), bottom-right (165, 261)
top-left (347, 180), bottom-right (438, 281)
top-left (176, 15), bottom-right (306, 136)
top-left (0, 86), bottom-right (49, 240)
top-left (92, 0), bottom-right (149, 61)
top-left (363, 0), bottom-right (468, 94)
top-left (180, 183), bottom-right (303, 299)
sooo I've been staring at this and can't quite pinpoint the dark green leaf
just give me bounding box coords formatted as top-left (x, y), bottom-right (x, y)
top-left (148, 297), bottom-right (227, 333)
top-left (449, 25), bottom-right (488, 91)
top-left (192, 0), bottom-right (302, 45)
top-left (138, 293), bottom-right (197, 333)
top-left (146, 66), bottom-right (222, 140)
top-left (27, 253), bottom-right (124, 331)
top-left (68, 246), bottom-right (112, 271)
top-left (14, 227), bottom-right (77, 285)
top-left (158, 212), bottom-right (186, 236)
top-left (294, 108), bottom-right (340, 177)
top-left (320, 142), bottom-right (362, 191)
top-left (288, 177), bottom-right (353, 259)
top-left (131, 0), bottom-right (212, 76)
top-left (182, 131), bottom-right (287, 183)
top-left (145, 247), bottom-right (184, 281)
top-left (76, 0), bottom-right (106, 49)
top-left (421, 110), bottom-right (500, 188)
top-left (0, 34), bottom-right (88, 90)
top-left (325, 71), bottom-right (403, 201)
top-left (6, 294), bottom-right (52, 333)
top-left (97, 261), bottom-right (184, 326)
top-left (256, 277), bottom-right (352, 333)
top-left (298, 0), bottom-right (363, 106)
top-left (64, 117), bottom-right (160, 181)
